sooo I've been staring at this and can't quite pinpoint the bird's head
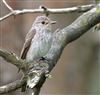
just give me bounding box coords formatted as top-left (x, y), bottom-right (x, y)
top-left (33, 16), bottom-right (56, 31)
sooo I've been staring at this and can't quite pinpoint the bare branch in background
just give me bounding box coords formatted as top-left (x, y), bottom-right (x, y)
top-left (0, 78), bottom-right (26, 94)
top-left (0, 49), bottom-right (28, 72)
top-left (3, 0), bottom-right (14, 12)
top-left (0, 0), bottom-right (95, 22)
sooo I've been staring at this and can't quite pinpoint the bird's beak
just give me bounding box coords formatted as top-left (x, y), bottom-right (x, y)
top-left (50, 20), bottom-right (56, 24)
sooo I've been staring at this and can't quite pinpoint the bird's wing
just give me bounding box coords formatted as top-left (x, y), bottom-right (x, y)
top-left (20, 28), bottom-right (36, 59)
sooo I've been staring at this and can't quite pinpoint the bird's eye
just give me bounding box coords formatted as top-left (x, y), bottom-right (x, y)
top-left (42, 21), bottom-right (45, 24)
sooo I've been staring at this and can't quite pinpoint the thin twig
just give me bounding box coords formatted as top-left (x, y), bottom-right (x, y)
top-left (0, 49), bottom-right (28, 72)
top-left (0, 77), bottom-right (26, 94)
top-left (0, 3), bottom-right (95, 22)
top-left (3, 0), bottom-right (14, 12)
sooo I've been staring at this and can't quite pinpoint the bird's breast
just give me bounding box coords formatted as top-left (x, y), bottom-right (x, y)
top-left (33, 31), bottom-right (53, 55)
top-left (26, 30), bottom-right (53, 61)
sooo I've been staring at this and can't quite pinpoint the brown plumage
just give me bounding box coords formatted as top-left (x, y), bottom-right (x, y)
top-left (20, 29), bottom-right (36, 59)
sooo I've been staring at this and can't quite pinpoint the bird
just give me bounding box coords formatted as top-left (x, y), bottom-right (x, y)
top-left (20, 15), bottom-right (56, 91)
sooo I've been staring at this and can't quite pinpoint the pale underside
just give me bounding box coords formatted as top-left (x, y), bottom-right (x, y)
top-left (26, 29), bottom-right (53, 62)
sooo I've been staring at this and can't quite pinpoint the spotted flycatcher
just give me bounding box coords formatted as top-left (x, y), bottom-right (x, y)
top-left (20, 15), bottom-right (56, 91)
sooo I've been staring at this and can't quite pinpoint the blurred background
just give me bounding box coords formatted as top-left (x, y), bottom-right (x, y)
top-left (0, 0), bottom-right (100, 95)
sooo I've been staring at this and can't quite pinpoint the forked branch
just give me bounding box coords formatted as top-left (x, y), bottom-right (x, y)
top-left (0, 0), bottom-right (95, 22)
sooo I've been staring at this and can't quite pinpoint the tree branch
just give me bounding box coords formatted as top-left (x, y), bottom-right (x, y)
top-left (0, 77), bottom-right (26, 94)
top-left (46, 6), bottom-right (100, 70)
top-left (0, 0), bottom-right (95, 22)
top-left (0, 49), bottom-right (28, 72)
top-left (3, 0), bottom-right (14, 12)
